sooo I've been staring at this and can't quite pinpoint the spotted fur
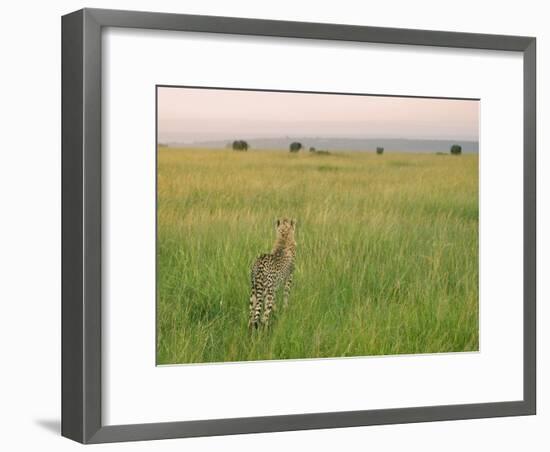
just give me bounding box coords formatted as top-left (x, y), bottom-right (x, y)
top-left (249, 218), bottom-right (297, 329)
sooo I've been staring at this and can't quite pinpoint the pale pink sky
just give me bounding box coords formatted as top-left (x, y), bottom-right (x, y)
top-left (157, 87), bottom-right (479, 143)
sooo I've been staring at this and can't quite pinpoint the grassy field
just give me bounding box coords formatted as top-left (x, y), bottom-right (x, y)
top-left (157, 148), bottom-right (479, 365)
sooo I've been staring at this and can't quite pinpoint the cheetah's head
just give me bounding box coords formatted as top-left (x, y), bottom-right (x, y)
top-left (276, 218), bottom-right (297, 244)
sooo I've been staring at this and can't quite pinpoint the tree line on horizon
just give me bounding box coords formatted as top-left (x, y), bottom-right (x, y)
top-left (227, 139), bottom-right (463, 155)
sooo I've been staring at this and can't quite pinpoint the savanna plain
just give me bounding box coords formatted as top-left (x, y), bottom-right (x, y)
top-left (157, 148), bottom-right (478, 364)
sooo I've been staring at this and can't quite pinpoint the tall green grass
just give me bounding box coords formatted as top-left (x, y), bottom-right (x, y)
top-left (157, 148), bottom-right (478, 364)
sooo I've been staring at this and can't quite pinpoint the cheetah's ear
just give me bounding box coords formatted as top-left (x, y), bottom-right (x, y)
top-left (276, 219), bottom-right (280, 227)
top-left (291, 219), bottom-right (297, 227)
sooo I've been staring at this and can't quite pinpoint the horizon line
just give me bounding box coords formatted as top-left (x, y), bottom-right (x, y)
top-left (159, 136), bottom-right (480, 144)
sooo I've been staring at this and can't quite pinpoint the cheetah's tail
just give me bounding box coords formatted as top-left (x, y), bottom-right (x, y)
top-left (248, 290), bottom-right (259, 330)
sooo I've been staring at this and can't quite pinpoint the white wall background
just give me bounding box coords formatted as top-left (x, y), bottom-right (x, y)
top-left (0, 0), bottom-right (546, 450)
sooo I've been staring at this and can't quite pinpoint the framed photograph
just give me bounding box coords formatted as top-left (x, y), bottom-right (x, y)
top-left (62, 8), bottom-right (536, 444)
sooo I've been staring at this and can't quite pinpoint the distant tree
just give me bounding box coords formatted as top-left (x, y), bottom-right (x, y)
top-left (376, 147), bottom-right (384, 155)
top-left (450, 144), bottom-right (462, 155)
top-left (315, 150), bottom-right (331, 155)
top-left (232, 140), bottom-right (249, 151)
top-left (158, 143), bottom-right (168, 148)
top-left (309, 147), bottom-right (316, 153)
top-left (289, 142), bottom-right (303, 153)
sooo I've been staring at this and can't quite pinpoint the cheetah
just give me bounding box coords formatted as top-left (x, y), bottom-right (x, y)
top-left (249, 218), bottom-right (297, 329)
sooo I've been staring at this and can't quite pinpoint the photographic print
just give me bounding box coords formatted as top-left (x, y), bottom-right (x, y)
top-left (156, 86), bottom-right (479, 365)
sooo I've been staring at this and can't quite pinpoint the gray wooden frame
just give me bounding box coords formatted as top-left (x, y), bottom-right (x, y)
top-left (62, 8), bottom-right (536, 444)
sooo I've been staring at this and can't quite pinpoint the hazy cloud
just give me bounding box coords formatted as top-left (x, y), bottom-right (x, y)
top-left (157, 87), bottom-right (479, 144)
